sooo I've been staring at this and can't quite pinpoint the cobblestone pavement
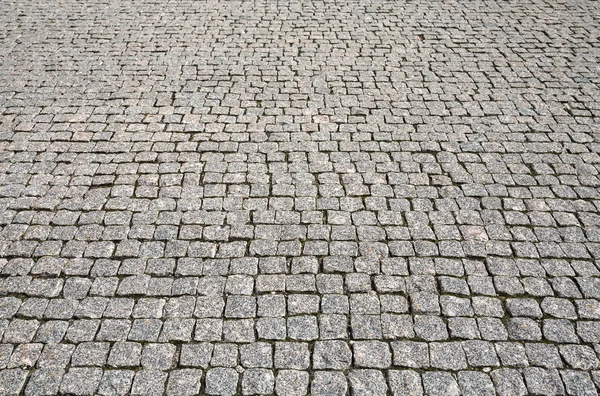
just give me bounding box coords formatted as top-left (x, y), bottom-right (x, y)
top-left (0, 0), bottom-right (599, 394)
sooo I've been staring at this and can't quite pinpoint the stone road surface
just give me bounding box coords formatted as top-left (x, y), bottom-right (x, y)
top-left (0, 0), bottom-right (599, 394)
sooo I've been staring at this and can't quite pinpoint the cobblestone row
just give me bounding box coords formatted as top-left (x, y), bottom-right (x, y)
top-left (0, 0), bottom-right (600, 394)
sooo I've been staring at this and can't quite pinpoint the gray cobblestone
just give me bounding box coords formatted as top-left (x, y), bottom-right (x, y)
top-left (211, 344), bottom-right (238, 368)
top-left (166, 369), bottom-right (202, 396)
top-left (205, 367), bottom-right (238, 396)
top-left (561, 370), bottom-right (597, 396)
top-left (422, 372), bottom-right (460, 396)
top-left (241, 369), bottom-right (274, 395)
top-left (97, 370), bottom-right (135, 396)
top-left (25, 368), bottom-right (64, 396)
top-left (1, 0), bottom-right (599, 393)
top-left (348, 369), bottom-right (388, 396)
top-left (491, 369), bottom-right (527, 396)
top-left (523, 367), bottom-right (565, 395)
top-left (311, 371), bottom-right (347, 396)
top-left (141, 343), bottom-right (176, 370)
top-left (131, 369), bottom-right (167, 396)
top-left (313, 340), bottom-right (352, 370)
top-left (0, 369), bottom-right (28, 395)
top-left (353, 341), bottom-right (391, 368)
top-left (60, 367), bottom-right (103, 395)
top-left (275, 370), bottom-right (309, 396)
top-left (389, 370), bottom-right (423, 396)
top-left (458, 371), bottom-right (495, 396)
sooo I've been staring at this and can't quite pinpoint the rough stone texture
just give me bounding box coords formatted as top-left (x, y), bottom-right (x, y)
top-left (275, 370), bottom-right (309, 396)
top-left (60, 367), bottom-right (103, 395)
top-left (348, 369), bottom-right (388, 396)
top-left (131, 369), bottom-right (168, 396)
top-left (97, 370), bottom-right (135, 396)
top-left (0, 0), bottom-right (599, 394)
top-left (166, 369), bottom-right (202, 396)
top-left (0, 369), bottom-right (28, 395)
top-left (311, 371), bottom-right (348, 396)
top-left (313, 340), bottom-right (352, 370)
top-left (241, 369), bottom-right (274, 395)
top-left (205, 368), bottom-right (239, 396)
top-left (389, 370), bottom-right (423, 396)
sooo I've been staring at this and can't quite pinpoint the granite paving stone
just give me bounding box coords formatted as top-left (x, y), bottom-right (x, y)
top-left (0, 0), bottom-right (599, 393)
top-left (275, 370), bottom-right (309, 396)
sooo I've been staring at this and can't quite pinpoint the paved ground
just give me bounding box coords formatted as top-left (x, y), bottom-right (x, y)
top-left (0, 0), bottom-right (599, 394)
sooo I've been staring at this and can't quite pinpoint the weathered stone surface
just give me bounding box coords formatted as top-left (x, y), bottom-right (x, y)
top-left (0, 0), bottom-right (598, 394)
